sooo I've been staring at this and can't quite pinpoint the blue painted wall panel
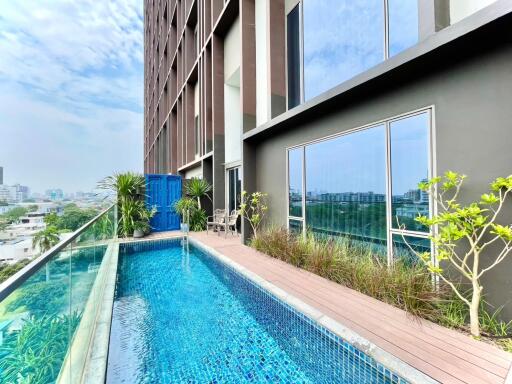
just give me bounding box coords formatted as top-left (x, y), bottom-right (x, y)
top-left (145, 174), bottom-right (182, 232)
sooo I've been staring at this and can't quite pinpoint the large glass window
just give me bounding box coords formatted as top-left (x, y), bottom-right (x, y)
top-left (389, 0), bottom-right (419, 57)
top-left (287, 5), bottom-right (301, 109)
top-left (305, 125), bottom-right (387, 245)
top-left (392, 234), bottom-right (430, 266)
top-left (303, 0), bottom-right (384, 101)
top-left (390, 112), bottom-right (430, 232)
top-left (289, 219), bottom-right (303, 236)
top-left (287, 109), bottom-right (432, 265)
top-left (288, 147), bottom-right (303, 217)
top-left (291, 0), bottom-right (419, 103)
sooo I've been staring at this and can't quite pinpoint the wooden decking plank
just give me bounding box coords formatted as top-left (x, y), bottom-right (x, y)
top-left (190, 233), bottom-right (512, 384)
top-left (215, 246), bottom-right (505, 383)
top-left (228, 246), bottom-right (512, 370)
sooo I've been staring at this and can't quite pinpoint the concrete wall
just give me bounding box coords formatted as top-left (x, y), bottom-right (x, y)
top-left (224, 16), bottom-right (240, 81)
top-left (450, 0), bottom-right (497, 24)
top-left (185, 165), bottom-right (203, 179)
top-left (248, 42), bottom-right (512, 319)
top-left (224, 16), bottom-right (242, 166)
top-left (224, 82), bottom-right (242, 164)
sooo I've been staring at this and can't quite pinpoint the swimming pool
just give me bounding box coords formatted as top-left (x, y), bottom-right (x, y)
top-left (107, 239), bottom-right (407, 383)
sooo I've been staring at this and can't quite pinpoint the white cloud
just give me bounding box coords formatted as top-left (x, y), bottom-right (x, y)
top-left (0, 0), bottom-right (144, 192)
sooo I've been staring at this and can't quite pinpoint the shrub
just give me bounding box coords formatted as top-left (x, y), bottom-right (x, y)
top-left (174, 197), bottom-right (206, 231)
top-left (0, 312), bottom-right (81, 383)
top-left (251, 227), bottom-right (446, 321)
top-left (0, 259), bottom-right (31, 283)
top-left (98, 172), bottom-right (152, 237)
top-left (252, 227), bottom-right (512, 347)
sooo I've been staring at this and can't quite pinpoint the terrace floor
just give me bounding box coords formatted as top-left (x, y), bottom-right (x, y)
top-left (189, 231), bottom-right (512, 384)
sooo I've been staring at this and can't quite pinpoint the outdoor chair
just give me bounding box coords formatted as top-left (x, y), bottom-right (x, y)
top-left (216, 210), bottom-right (240, 238)
top-left (206, 209), bottom-right (226, 234)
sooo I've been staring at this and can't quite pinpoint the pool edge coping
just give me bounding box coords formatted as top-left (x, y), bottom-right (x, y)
top-left (81, 241), bottom-right (119, 384)
top-left (189, 237), bottom-right (439, 384)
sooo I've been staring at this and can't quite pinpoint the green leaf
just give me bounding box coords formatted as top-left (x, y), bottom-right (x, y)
top-left (480, 193), bottom-right (499, 205)
top-left (490, 224), bottom-right (512, 241)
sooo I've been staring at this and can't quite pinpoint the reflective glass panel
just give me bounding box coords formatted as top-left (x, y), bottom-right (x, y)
top-left (228, 167), bottom-right (241, 213)
top-left (303, 0), bottom-right (384, 100)
top-left (288, 148), bottom-right (303, 217)
top-left (392, 234), bottom-right (430, 266)
top-left (388, 0), bottom-right (419, 57)
top-left (287, 5), bottom-right (301, 109)
top-left (289, 219), bottom-right (303, 236)
top-left (390, 112), bottom-right (430, 231)
top-left (305, 125), bottom-right (387, 246)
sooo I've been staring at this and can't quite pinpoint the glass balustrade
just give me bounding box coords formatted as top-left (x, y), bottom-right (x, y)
top-left (0, 204), bottom-right (117, 384)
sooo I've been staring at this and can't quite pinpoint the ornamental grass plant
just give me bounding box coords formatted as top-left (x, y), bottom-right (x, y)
top-left (251, 227), bottom-right (444, 321)
top-left (251, 227), bottom-right (512, 352)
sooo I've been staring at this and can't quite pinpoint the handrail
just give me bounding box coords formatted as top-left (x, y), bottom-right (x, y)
top-left (0, 203), bottom-right (116, 302)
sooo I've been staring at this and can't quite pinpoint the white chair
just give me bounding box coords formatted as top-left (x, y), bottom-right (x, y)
top-left (216, 210), bottom-right (239, 237)
top-left (206, 209), bottom-right (225, 234)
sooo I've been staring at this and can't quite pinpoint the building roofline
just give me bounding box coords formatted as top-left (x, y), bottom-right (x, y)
top-left (242, 0), bottom-right (512, 142)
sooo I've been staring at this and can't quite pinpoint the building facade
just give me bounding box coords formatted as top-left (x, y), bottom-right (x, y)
top-left (144, 0), bottom-right (512, 318)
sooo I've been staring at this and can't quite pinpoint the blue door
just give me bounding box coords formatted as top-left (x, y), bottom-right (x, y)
top-left (145, 174), bottom-right (182, 232)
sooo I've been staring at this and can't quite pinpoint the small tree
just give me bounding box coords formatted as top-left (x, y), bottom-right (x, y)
top-left (185, 178), bottom-right (212, 210)
top-left (239, 191), bottom-right (268, 239)
top-left (32, 226), bottom-right (60, 254)
top-left (404, 171), bottom-right (512, 337)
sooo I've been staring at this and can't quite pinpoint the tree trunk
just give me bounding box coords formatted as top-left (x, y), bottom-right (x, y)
top-left (470, 282), bottom-right (482, 337)
top-left (197, 197), bottom-right (201, 210)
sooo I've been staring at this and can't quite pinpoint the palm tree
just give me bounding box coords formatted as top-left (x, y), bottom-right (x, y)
top-left (32, 226), bottom-right (60, 254)
top-left (185, 178), bottom-right (212, 209)
top-left (98, 172), bottom-right (146, 237)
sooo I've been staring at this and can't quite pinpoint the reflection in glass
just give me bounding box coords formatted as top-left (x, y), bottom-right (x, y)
top-left (287, 5), bottom-right (301, 109)
top-left (288, 148), bottom-right (303, 217)
top-left (289, 219), bottom-right (303, 236)
top-left (392, 234), bottom-right (430, 266)
top-left (303, 0), bottom-right (384, 100)
top-left (228, 167), bottom-right (242, 213)
top-left (305, 125), bottom-right (387, 247)
top-left (388, 0), bottom-right (419, 57)
top-left (390, 112), bottom-right (429, 232)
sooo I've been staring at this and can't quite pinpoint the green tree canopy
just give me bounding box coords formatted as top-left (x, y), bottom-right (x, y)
top-left (1, 207), bottom-right (28, 223)
top-left (56, 206), bottom-right (98, 231)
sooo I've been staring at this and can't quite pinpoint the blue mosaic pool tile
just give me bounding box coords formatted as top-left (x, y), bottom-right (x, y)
top-left (107, 239), bottom-right (408, 383)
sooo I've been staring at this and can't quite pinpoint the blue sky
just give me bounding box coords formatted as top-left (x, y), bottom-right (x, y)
top-left (0, 0), bottom-right (144, 194)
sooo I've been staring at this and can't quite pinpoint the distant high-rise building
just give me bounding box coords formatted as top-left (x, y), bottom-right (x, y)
top-left (0, 166), bottom-right (3, 185)
top-left (45, 189), bottom-right (64, 201)
top-left (13, 184), bottom-right (30, 202)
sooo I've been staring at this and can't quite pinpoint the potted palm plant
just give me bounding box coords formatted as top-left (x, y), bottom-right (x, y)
top-left (132, 205), bottom-right (156, 238)
top-left (133, 220), bottom-right (149, 238)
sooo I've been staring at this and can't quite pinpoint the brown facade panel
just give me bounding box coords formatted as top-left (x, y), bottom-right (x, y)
top-left (145, 0), bottom-right (232, 179)
top-left (185, 83), bottom-right (195, 164)
top-left (205, 43), bottom-right (213, 153)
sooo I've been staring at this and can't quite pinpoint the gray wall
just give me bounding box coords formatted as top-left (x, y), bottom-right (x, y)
top-left (247, 38), bottom-right (512, 319)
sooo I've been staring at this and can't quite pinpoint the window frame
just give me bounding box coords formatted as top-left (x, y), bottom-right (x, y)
top-left (285, 106), bottom-right (437, 266)
top-left (287, 0), bottom-right (418, 106)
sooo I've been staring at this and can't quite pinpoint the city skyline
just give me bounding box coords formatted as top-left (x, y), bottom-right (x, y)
top-left (0, 1), bottom-right (144, 192)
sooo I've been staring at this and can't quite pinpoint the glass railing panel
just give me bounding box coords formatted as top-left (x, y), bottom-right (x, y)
top-left (66, 207), bottom-right (116, 383)
top-left (0, 242), bottom-right (74, 384)
top-left (0, 204), bottom-right (117, 384)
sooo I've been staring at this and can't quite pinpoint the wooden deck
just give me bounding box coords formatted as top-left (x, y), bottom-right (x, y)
top-left (189, 232), bottom-right (512, 384)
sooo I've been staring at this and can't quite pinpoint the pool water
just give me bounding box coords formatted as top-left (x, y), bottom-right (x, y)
top-left (107, 240), bottom-right (406, 383)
